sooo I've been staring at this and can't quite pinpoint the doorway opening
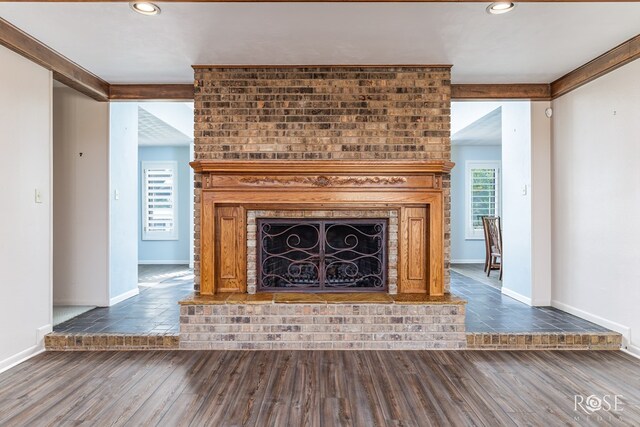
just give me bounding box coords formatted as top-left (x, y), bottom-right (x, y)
top-left (51, 93), bottom-right (196, 332)
top-left (450, 101), bottom-right (503, 289)
top-left (136, 102), bottom-right (195, 292)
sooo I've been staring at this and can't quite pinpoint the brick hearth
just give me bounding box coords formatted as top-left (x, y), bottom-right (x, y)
top-left (178, 293), bottom-right (466, 350)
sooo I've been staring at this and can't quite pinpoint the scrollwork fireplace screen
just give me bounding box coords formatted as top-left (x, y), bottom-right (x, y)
top-left (257, 219), bottom-right (387, 292)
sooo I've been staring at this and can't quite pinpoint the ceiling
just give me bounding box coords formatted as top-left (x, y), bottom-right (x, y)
top-left (452, 106), bottom-right (502, 146)
top-left (1, 3), bottom-right (639, 85)
top-left (451, 101), bottom-right (504, 134)
top-left (138, 105), bottom-right (193, 146)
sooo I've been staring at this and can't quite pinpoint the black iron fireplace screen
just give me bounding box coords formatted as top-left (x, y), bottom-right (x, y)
top-left (257, 219), bottom-right (387, 292)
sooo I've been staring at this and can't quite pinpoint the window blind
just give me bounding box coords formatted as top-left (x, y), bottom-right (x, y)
top-left (142, 162), bottom-right (178, 240)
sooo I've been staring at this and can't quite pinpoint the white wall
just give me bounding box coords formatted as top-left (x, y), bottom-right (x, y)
top-left (53, 86), bottom-right (109, 306)
top-left (189, 140), bottom-right (194, 269)
top-left (0, 46), bottom-right (52, 371)
top-left (501, 102), bottom-right (533, 304)
top-left (531, 101), bottom-right (552, 306)
top-left (451, 144), bottom-right (502, 263)
top-left (551, 59), bottom-right (640, 353)
top-left (138, 146), bottom-right (191, 264)
top-left (109, 103), bottom-right (139, 305)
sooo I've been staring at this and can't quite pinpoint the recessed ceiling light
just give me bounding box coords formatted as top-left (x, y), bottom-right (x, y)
top-left (486, 2), bottom-right (516, 15)
top-left (130, 2), bottom-right (161, 16)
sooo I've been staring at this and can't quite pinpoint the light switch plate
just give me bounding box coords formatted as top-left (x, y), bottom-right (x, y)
top-left (35, 189), bottom-right (42, 203)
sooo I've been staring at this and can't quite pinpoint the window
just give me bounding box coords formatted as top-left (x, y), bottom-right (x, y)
top-left (465, 161), bottom-right (500, 240)
top-left (142, 161), bottom-right (178, 240)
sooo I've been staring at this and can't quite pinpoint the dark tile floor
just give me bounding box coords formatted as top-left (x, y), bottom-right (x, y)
top-left (451, 270), bottom-right (611, 333)
top-left (54, 266), bottom-right (612, 335)
top-left (53, 273), bottom-right (193, 335)
top-left (451, 263), bottom-right (502, 289)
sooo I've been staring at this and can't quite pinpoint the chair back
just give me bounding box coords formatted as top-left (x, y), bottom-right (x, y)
top-left (482, 216), bottom-right (502, 255)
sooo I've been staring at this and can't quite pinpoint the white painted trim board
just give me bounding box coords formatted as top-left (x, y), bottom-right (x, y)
top-left (109, 287), bottom-right (139, 306)
top-left (501, 286), bottom-right (532, 306)
top-left (138, 260), bottom-right (190, 265)
top-left (551, 299), bottom-right (631, 348)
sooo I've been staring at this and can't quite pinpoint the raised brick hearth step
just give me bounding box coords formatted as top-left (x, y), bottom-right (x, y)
top-left (45, 334), bottom-right (179, 351)
top-left (43, 331), bottom-right (623, 351)
top-left (43, 293), bottom-right (623, 352)
top-left (178, 292), bottom-right (467, 350)
top-left (466, 332), bottom-right (622, 350)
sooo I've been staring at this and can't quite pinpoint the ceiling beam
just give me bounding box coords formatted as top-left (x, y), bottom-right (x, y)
top-left (109, 84), bottom-right (194, 100)
top-left (451, 84), bottom-right (551, 100)
top-left (0, 18), bottom-right (109, 102)
top-left (2, 15), bottom-right (638, 103)
top-left (550, 34), bottom-right (640, 99)
top-left (115, 82), bottom-right (553, 102)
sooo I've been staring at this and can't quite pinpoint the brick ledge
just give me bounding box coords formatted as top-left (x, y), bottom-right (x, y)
top-left (466, 332), bottom-right (622, 350)
top-left (45, 333), bottom-right (179, 351)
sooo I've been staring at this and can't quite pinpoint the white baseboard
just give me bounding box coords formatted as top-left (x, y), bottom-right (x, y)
top-left (37, 324), bottom-right (52, 344)
top-left (501, 287), bottom-right (532, 306)
top-left (531, 298), bottom-right (551, 307)
top-left (0, 344), bottom-right (45, 374)
top-left (138, 260), bottom-right (189, 265)
top-left (451, 259), bottom-right (484, 264)
top-left (551, 299), bottom-right (631, 346)
top-left (53, 299), bottom-right (105, 306)
top-left (623, 347), bottom-right (640, 359)
top-left (109, 288), bottom-right (139, 306)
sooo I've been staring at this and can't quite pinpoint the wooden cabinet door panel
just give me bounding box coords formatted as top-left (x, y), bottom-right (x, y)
top-left (215, 206), bottom-right (246, 292)
top-left (400, 206), bottom-right (428, 293)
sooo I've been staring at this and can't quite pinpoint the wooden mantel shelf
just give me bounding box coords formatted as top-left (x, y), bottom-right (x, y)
top-left (190, 160), bottom-right (454, 175)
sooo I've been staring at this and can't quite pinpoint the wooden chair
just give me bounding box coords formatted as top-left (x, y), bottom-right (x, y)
top-left (482, 218), bottom-right (491, 273)
top-left (482, 216), bottom-right (502, 280)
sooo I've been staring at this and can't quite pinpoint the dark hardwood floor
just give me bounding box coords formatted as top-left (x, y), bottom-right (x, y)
top-left (0, 351), bottom-right (638, 426)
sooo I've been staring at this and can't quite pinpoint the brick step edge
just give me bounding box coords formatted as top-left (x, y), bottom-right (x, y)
top-left (45, 333), bottom-right (179, 351)
top-left (466, 332), bottom-right (622, 350)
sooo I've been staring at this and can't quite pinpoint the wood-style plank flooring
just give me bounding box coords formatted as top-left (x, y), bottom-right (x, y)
top-left (0, 351), bottom-right (638, 426)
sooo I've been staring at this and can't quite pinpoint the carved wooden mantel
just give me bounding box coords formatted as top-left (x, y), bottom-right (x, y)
top-left (191, 160), bottom-right (453, 297)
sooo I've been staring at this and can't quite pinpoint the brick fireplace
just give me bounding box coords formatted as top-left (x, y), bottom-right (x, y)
top-left (181, 65), bottom-right (465, 349)
top-left (192, 65), bottom-right (453, 294)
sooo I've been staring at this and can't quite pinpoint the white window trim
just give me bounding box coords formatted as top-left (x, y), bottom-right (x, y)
top-left (465, 160), bottom-right (501, 240)
top-left (142, 160), bottom-right (179, 241)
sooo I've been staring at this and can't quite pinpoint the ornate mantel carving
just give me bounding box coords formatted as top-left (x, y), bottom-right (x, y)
top-left (191, 160), bottom-right (453, 190)
top-left (238, 175), bottom-right (407, 187)
top-left (191, 160), bottom-right (454, 297)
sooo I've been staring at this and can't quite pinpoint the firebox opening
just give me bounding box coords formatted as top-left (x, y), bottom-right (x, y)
top-left (257, 218), bottom-right (387, 292)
